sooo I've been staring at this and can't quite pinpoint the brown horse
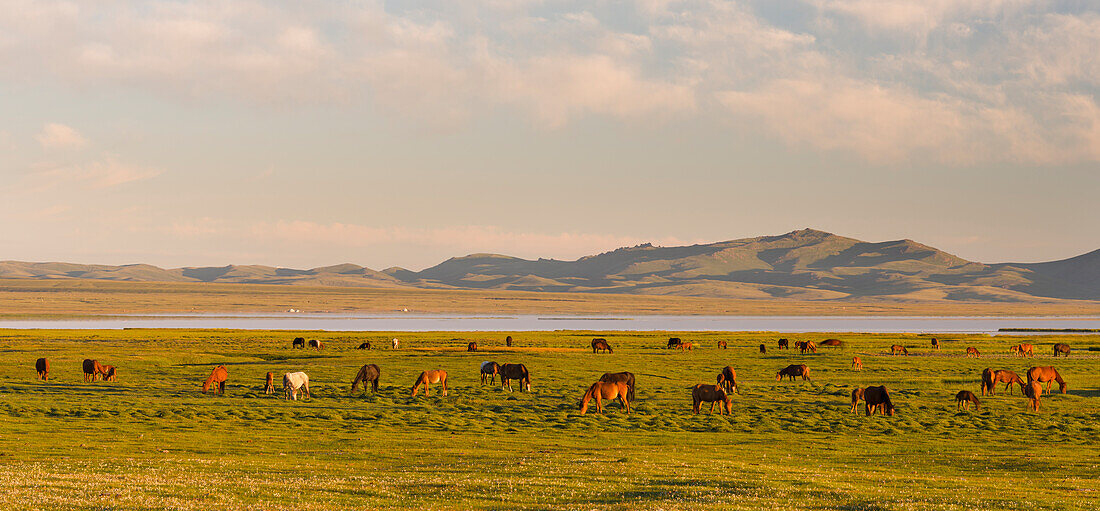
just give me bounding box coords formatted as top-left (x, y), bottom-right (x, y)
top-left (991, 370), bottom-right (1026, 395)
top-left (931, 338), bottom-right (940, 350)
top-left (759, 344), bottom-right (766, 354)
top-left (777, 338), bottom-right (789, 350)
top-left (718, 340), bottom-right (727, 349)
top-left (35, 358), bottom-right (49, 381)
top-left (862, 386), bottom-right (895, 416)
top-left (500, 363), bottom-right (531, 392)
top-left (1011, 343), bottom-right (1034, 357)
top-left (776, 364), bottom-right (810, 381)
top-left (480, 361), bottom-right (501, 385)
top-left (1026, 366), bottom-right (1066, 394)
top-left (850, 387), bottom-right (889, 415)
top-left (820, 339), bottom-right (842, 347)
top-left (678, 342), bottom-right (694, 352)
top-left (716, 366), bottom-right (739, 394)
top-left (599, 372), bottom-right (636, 402)
top-left (82, 359), bottom-right (106, 382)
top-left (351, 364), bottom-right (381, 393)
top-left (292, 337), bottom-right (305, 348)
top-left (467, 341), bottom-right (478, 352)
top-left (309, 339), bottom-right (324, 350)
top-left (691, 384), bottom-right (731, 414)
top-left (667, 338), bottom-right (683, 349)
top-left (579, 381), bottom-right (630, 414)
top-left (264, 372), bottom-right (275, 394)
top-left (955, 390), bottom-right (980, 411)
top-left (965, 346), bottom-right (980, 358)
top-left (1053, 343), bottom-right (1071, 357)
top-left (851, 356), bottom-right (862, 371)
top-left (797, 341), bottom-right (817, 354)
top-left (357, 342), bottom-right (372, 350)
top-left (1025, 381), bottom-right (1043, 411)
top-left (980, 368), bottom-right (995, 396)
top-left (101, 365), bottom-right (117, 381)
top-left (505, 335), bottom-right (513, 347)
top-left (591, 339), bottom-right (613, 354)
top-left (890, 345), bottom-right (908, 356)
top-left (411, 369), bottom-right (448, 397)
top-left (202, 365), bottom-right (228, 395)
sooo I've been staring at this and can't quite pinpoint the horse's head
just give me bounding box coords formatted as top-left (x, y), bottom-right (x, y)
top-left (1059, 382), bottom-right (1068, 394)
top-left (775, 372), bottom-right (782, 381)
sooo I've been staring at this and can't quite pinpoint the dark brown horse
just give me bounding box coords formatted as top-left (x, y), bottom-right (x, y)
top-left (718, 340), bottom-right (727, 349)
top-left (1053, 343), bottom-right (1071, 357)
top-left (1027, 366), bottom-right (1066, 394)
top-left (931, 338), bottom-right (940, 350)
top-left (980, 368), bottom-right (995, 396)
top-left (862, 386), bottom-right (895, 416)
top-left (500, 363), bottom-right (531, 392)
top-left (357, 342), bottom-right (372, 350)
top-left (759, 344), bottom-right (766, 354)
top-left (667, 338), bottom-right (683, 349)
top-left (202, 365), bottom-right (228, 395)
top-left (35, 358), bottom-right (49, 381)
top-left (264, 372), bottom-right (275, 394)
top-left (579, 381), bottom-right (630, 414)
top-left (599, 372), bottom-right (636, 402)
top-left (101, 365), bottom-right (117, 381)
top-left (591, 339), bottom-right (613, 354)
top-left (777, 338), bottom-right (789, 350)
top-left (292, 337), bottom-right (305, 349)
top-left (776, 364), bottom-right (810, 381)
top-left (411, 369), bottom-right (447, 397)
top-left (890, 345), bottom-right (908, 356)
top-left (480, 361), bottom-right (501, 385)
top-left (716, 366), bottom-right (739, 394)
top-left (691, 384), bottom-right (731, 414)
top-left (955, 390), bottom-right (980, 411)
top-left (351, 364), bottom-right (381, 393)
top-left (82, 359), bottom-right (106, 382)
top-left (991, 370), bottom-right (1026, 395)
top-left (505, 335), bottom-right (513, 347)
top-left (467, 341), bottom-right (478, 352)
top-left (965, 346), bottom-right (980, 358)
top-left (797, 341), bottom-right (817, 354)
top-left (309, 339), bottom-right (324, 350)
top-left (820, 339), bottom-right (842, 347)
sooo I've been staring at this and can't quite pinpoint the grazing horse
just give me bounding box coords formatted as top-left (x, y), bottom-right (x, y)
top-left (308, 339), bottom-right (324, 350)
top-left (505, 335), bottom-right (513, 347)
top-left (849, 387), bottom-right (865, 413)
top-left (778, 338), bottom-right (789, 350)
top-left (101, 365), bottom-right (117, 381)
top-left (851, 357), bottom-right (862, 371)
top-left (591, 338), bottom-right (613, 354)
top-left (862, 386), bottom-right (895, 416)
top-left (991, 370), bottom-right (1026, 395)
top-left (820, 339), bottom-right (842, 347)
top-left (759, 344), bottom-right (766, 354)
top-left (966, 347), bottom-right (980, 358)
top-left (357, 342), bottom-right (372, 350)
top-left (282, 372), bottom-right (310, 400)
top-left (467, 341), bottom-right (478, 352)
top-left (776, 364), bottom-right (811, 382)
top-left (1025, 381), bottom-right (1043, 411)
top-left (264, 372), bottom-right (275, 394)
top-left (579, 381), bottom-right (630, 414)
top-left (599, 372), bottom-right (636, 402)
top-left (202, 365), bottom-right (228, 395)
top-left (797, 341), bottom-right (817, 354)
top-left (351, 364), bottom-right (381, 393)
top-left (890, 345), bottom-right (908, 356)
top-left (931, 338), bottom-right (940, 350)
top-left (411, 369), bottom-right (448, 397)
top-left (1026, 366), bottom-right (1067, 394)
top-left (499, 363), bottom-right (531, 392)
top-left (1053, 343), bottom-right (1071, 357)
top-left (716, 366), bottom-right (739, 394)
top-left (35, 358), bottom-right (49, 381)
top-left (480, 361), bottom-right (501, 385)
top-left (292, 337), bottom-right (305, 349)
top-left (980, 368), bottom-right (995, 396)
top-left (391, 338), bottom-right (400, 350)
top-left (691, 384), bottom-right (731, 414)
top-left (677, 342), bottom-right (695, 352)
top-left (955, 390), bottom-right (980, 411)
top-left (667, 338), bottom-right (683, 349)
top-left (1011, 343), bottom-right (1034, 357)
top-left (82, 359), bottom-right (106, 382)
top-left (718, 340), bottom-right (727, 349)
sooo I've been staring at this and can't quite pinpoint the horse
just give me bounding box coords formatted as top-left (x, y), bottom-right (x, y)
top-left (101, 365), bottom-right (117, 382)
top-left (820, 339), bottom-right (842, 347)
top-left (667, 338), bottom-right (683, 349)
top-left (759, 344), bottom-right (766, 354)
top-left (309, 339), bottom-right (324, 350)
top-left (691, 384), bottom-right (731, 414)
top-left (718, 340), bottom-right (727, 349)
top-left (411, 369), bottom-right (447, 397)
top-left (1053, 343), bottom-right (1071, 357)
top-left (357, 342), bottom-right (372, 350)
top-left (797, 341), bottom-right (817, 354)
top-left (480, 361), bottom-right (501, 385)
top-left (1025, 381), bottom-right (1043, 411)
top-left (890, 345), bottom-right (908, 356)
top-left (292, 337), bottom-right (305, 349)
top-left (35, 358), bottom-right (49, 381)
top-left (351, 364), bottom-right (381, 393)
top-left (777, 338), bottom-right (789, 350)
top-left (980, 368), bottom-right (995, 396)
top-left (599, 372), bottom-right (636, 402)
top-left (678, 342), bottom-right (694, 352)
top-left (1026, 366), bottom-right (1066, 394)
top-left (849, 387), bottom-right (865, 413)
top-left (579, 381), bottom-right (630, 414)
top-left (82, 359), bottom-right (105, 382)
top-left (716, 366), bottom-right (739, 394)
top-left (1011, 343), bottom-right (1034, 357)
top-left (955, 390), bottom-right (980, 412)
top-left (591, 339), bottom-right (613, 354)
top-left (391, 338), bottom-right (400, 349)
top-left (283, 372), bottom-right (310, 400)
top-left (851, 356), bottom-right (862, 371)
top-left (966, 347), bottom-right (980, 358)
top-left (202, 365), bottom-right (228, 395)
top-left (862, 386), bottom-right (895, 416)
top-left (776, 364), bottom-right (810, 382)
top-left (264, 372), bottom-right (275, 394)
top-left (467, 341), bottom-right (478, 352)
top-left (499, 363), bottom-right (531, 392)
top-left (991, 370), bottom-right (1026, 395)
top-left (931, 338), bottom-right (940, 350)
top-left (505, 335), bottom-right (513, 347)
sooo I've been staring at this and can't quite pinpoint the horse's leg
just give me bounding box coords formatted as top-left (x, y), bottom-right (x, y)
top-left (442, 377), bottom-right (448, 397)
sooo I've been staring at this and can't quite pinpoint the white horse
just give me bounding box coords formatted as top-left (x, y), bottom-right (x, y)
top-left (392, 338), bottom-right (400, 349)
top-left (283, 372), bottom-right (310, 401)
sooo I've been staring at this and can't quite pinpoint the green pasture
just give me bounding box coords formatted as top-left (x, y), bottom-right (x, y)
top-left (0, 329), bottom-right (1097, 510)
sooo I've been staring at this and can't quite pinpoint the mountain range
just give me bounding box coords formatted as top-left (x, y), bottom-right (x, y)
top-left (2, 229), bottom-right (1097, 302)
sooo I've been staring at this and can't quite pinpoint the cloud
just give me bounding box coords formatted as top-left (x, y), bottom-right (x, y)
top-left (24, 155), bottom-right (162, 191)
top-left (36, 123), bottom-right (87, 149)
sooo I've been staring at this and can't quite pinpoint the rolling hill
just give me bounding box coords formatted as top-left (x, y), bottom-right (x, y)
top-left (2, 229), bottom-right (1096, 302)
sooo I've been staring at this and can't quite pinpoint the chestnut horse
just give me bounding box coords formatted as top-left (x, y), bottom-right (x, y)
top-left (776, 364), bottom-right (810, 382)
top-left (480, 361), bottom-right (501, 385)
top-left (499, 363), bottom-right (531, 392)
top-left (931, 338), bottom-right (940, 350)
top-left (202, 365), bottom-right (228, 395)
top-left (411, 369), bottom-right (448, 397)
top-left (691, 384), bottom-right (731, 414)
top-left (716, 366), bottom-right (739, 395)
top-left (777, 338), bottom-right (789, 350)
top-left (467, 341), bottom-right (478, 352)
top-left (591, 339), bottom-right (613, 354)
top-left (283, 372), bottom-right (310, 400)
top-left (797, 341), bottom-right (817, 354)
top-left (35, 358), bottom-right (49, 381)
top-left (759, 344), bottom-right (766, 354)
top-left (862, 386), bottom-right (895, 416)
top-left (718, 340), bottom-right (727, 349)
top-left (579, 381), bottom-right (630, 414)
top-left (678, 342), bottom-right (694, 352)
top-left (1027, 366), bottom-right (1066, 394)
top-left (102, 365), bottom-right (117, 381)
top-left (309, 339), bottom-right (324, 350)
top-left (1053, 343), bottom-right (1071, 357)
top-left (351, 363), bottom-right (381, 393)
top-left (980, 368), bottom-right (995, 396)
top-left (851, 357), bottom-right (862, 371)
top-left (292, 337), bottom-right (305, 349)
top-left (991, 370), bottom-right (1026, 395)
top-left (392, 338), bottom-right (400, 349)
top-left (965, 347), bottom-right (980, 358)
top-left (357, 342), bottom-right (372, 350)
top-left (1025, 381), bottom-right (1043, 411)
top-left (850, 387), bottom-right (864, 413)
top-left (82, 359), bottom-right (107, 382)
top-left (1011, 343), bottom-right (1034, 357)
top-left (955, 390), bottom-right (980, 411)
top-left (264, 372), bottom-right (275, 394)
top-left (599, 372), bottom-right (636, 402)
top-left (890, 345), bottom-right (908, 356)
top-left (667, 338), bottom-right (683, 349)
top-left (820, 339), bottom-right (842, 347)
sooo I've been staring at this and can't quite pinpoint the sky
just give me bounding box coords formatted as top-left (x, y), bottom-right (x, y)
top-left (1, 0), bottom-right (1098, 270)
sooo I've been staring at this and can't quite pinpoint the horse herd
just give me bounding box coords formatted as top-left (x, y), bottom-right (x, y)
top-left (33, 335), bottom-right (1079, 416)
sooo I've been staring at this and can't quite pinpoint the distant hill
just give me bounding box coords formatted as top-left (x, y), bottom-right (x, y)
top-left (2, 229), bottom-right (1097, 302)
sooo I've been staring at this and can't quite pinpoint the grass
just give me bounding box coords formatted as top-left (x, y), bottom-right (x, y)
top-left (1, 329), bottom-right (1098, 509)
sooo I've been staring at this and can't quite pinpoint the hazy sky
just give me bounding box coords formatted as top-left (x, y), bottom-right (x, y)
top-left (2, 1), bottom-right (1097, 270)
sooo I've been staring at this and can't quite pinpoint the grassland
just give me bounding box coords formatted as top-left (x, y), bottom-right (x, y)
top-left (1, 329), bottom-right (1098, 509)
top-left (4, 278), bottom-right (1100, 317)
